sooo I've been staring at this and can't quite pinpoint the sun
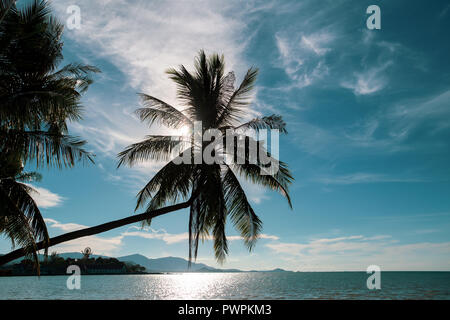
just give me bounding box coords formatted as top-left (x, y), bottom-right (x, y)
top-left (178, 124), bottom-right (191, 137)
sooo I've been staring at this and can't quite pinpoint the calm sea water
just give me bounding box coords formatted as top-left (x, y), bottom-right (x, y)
top-left (1, 272), bottom-right (449, 300)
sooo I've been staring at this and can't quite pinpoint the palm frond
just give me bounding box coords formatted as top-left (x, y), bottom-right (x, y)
top-left (188, 165), bottom-right (228, 264)
top-left (117, 135), bottom-right (187, 168)
top-left (166, 64), bottom-right (203, 120)
top-left (209, 166), bottom-right (228, 263)
top-left (216, 67), bottom-right (258, 127)
top-left (224, 134), bottom-right (293, 208)
top-left (223, 166), bottom-right (262, 250)
top-left (15, 171), bottom-right (42, 182)
top-left (0, 0), bottom-right (15, 24)
top-left (0, 183), bottom-right (42, 274)
top-left (235, 114), bottom-right (287, 134)
top-left (133, 148), bottom-right (195, 213)
top-left (144, 161), bottom-right (194, 212)
top-left (136, 93), bottom-right (192, 129)
top-left (0, 178), bottom-right (49, 246)
top-left (233, 161), bottom-right (293, 208)
top-left (0, 130), bottom-right (94, 168)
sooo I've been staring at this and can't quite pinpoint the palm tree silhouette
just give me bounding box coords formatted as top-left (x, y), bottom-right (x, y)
top-left (117, 51), bottom-right (293, 263)
top-left (0, 0), bottom-right (99, 270)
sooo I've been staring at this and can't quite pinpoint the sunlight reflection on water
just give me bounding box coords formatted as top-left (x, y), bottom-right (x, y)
top-left (1, 272), bottom-right (449, 300)
top-left (150, 273), bottom-right (237, 299)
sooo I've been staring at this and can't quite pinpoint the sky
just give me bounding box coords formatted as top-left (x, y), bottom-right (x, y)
top-left (2, 0), bottom-right (450, 271)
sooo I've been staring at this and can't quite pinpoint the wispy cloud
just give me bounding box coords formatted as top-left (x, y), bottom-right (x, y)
top-left (27, 185), bottom-right (65, 208)
top-left (54, 1), bottom-right (249, 95)
top-left (315, 173), bottom-right (423, 185)
top-left (266, 234), bottom-right (450, 271)
top-left (300, 33), bottom-right (332, 56)
top-left (122, 226), bottom-right (279, 244)
top-left (45, 218), bottom-right (87, 232)
top-left (275, 30), bottom-right (332, 88)
top-left (439, 4), bottom-right (450, 19)
top-left (341, 61), bottom-right (393, 95)
top-left (387, 89), bottom-right (450, 138)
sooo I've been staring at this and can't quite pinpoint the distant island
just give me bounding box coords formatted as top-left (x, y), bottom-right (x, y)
top-left (0, 250), bottom-right (292, 276)
top-left (0, 249), bottom-right (149, 276)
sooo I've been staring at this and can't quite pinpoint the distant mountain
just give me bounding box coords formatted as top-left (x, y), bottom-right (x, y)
top-left (1, 252), bottom-right (289, 273)
top-left (118, 254), bottom-right (207, 272)
top-left (249, 268), bottom-right (290, 273)
top-left (266, 268), bottom-right (289, 272)
top-left (118, 254), bottom-right (241, 273)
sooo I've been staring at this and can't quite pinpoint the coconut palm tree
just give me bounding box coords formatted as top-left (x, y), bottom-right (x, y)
top-left (0, 0), bottom-right (99, 270)
top-left (117, 51), bottom-right (293, 263)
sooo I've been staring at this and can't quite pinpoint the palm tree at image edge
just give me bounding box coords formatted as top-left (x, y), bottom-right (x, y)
top-left (0, 0), bottom-right (99, 271)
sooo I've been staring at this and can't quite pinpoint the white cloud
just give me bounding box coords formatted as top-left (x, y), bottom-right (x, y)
top-left (275, 31), bottom-right (332, 88)
top-left (341, 61), bottom-right (393, 95)
top-left (27, 185), bottom-right (65, 208)
top-left (54, 0), bottom-right (249, 105)
top-left (122, 226), bottom-right (279, 244)
top-left (300, 33), bottom-right (332, 56)
top-left (266, 234), bottom-right (450, 271)
top-left (45, 218), bottom-right (87, 232)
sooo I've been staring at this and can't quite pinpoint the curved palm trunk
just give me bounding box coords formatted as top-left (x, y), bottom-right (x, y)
top-left (0, 200), bottom-right (191, 266)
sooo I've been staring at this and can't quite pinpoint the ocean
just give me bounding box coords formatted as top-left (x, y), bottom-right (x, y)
top-left (0, 272), bottom-right (449, 300)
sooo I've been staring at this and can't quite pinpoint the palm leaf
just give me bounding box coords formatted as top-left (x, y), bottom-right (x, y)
top-left (235, 114), bottom-right (288, 134)
top-left (0, 130), bottom-right (94, 168)
top-left (224, 133), bottom-right (293, 208)
top-left (0, 183), bottom-right (42, 274)
top-left (134, 147), bottom-right (195, 213)
top-left (0, 178), bottom-right (49, 247)
top-left (117, 135), bottom-right (187, 168)
top-left (136, 93), bottom-right (192, 129)
top-left (216, 67), bottom-right (258, 127)
top-left (0, 0), bottom-right (15, 24)
top-left (223, 166), bottom-right (262, 250)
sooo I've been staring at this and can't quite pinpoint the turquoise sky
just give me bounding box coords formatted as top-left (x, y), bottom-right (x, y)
top-left (2, 0), bottom-right (450, 271)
